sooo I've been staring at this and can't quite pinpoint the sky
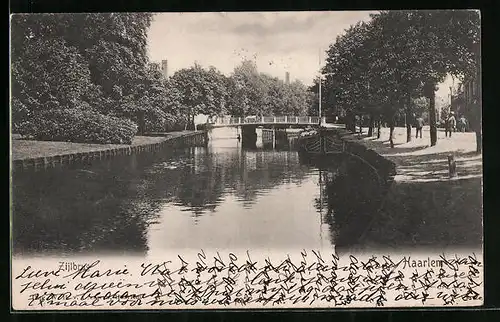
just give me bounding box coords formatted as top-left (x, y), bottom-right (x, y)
top-left (146, 11), bottom-right (454, 103)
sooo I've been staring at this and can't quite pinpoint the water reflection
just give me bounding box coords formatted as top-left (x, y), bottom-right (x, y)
top-left (308, 155), bottom-right (385, 251)
top-left (12, 136), bottom-right (386, 256)
top-left (12, 154), bottom-right (165, 256)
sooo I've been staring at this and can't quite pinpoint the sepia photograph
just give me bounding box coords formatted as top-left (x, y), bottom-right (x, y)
top-left (10, 11), bottom-right (482, 309)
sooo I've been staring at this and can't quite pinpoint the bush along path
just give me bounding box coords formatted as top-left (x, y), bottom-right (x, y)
top-left (15, 109), bottom-right (139, 145)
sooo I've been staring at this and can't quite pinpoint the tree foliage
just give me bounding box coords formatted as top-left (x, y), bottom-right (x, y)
top-left (170, 64), bottom-right (231, 129)
top-left (225, 60), bottom-right (312, 117)
top-left (227, 60), bottom-right (268, 116)
top-left (11, 13), bottom-right (156, 143)
top-left (321, 10), bottom-right (480, 149)
top-left (167, 59), bottom-right (312, 122)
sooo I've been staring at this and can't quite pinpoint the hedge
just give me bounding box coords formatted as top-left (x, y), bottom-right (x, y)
top-left (16, 108), bottom-right (138, 144)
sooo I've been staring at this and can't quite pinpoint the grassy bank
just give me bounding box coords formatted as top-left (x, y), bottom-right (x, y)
top-left (11, 131), bottom-right (194, 161)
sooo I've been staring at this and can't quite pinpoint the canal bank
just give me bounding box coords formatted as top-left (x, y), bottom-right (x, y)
top-left (11, 131), bottom-right (207, 170)
top-left (336, 128), bottom-right (397, 191)
top-left (299, 127), bottom-right (398, 193)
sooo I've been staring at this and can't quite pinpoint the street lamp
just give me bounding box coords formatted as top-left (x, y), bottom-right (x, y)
top-left (449, 86), bottom-right (453, 114)
top-left (318, 72), bottom-right (335, 125)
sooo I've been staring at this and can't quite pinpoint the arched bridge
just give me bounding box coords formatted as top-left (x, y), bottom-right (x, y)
top-left (209, 115), bottom-right (327, 127)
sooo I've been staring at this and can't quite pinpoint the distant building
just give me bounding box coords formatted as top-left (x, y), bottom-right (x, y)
top-left (451, 57), bottom-right (480, 123)
top-left (285, 72), bottom-right (290, 85)
top-left (463, 66), bottom-right (481, 119)
top-left (161, 59), bottom-right (168, 78)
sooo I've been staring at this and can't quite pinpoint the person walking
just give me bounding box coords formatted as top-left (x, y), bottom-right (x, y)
top-left (459, 115), bottom-right (468, 132)
top-left (415, 116), bottom-right (424, 138)
top-left (445, 112), bottom-right (456, 137)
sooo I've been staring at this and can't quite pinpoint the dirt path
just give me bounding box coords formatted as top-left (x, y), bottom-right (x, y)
top-left (357, 126), bottom-right (482, 182)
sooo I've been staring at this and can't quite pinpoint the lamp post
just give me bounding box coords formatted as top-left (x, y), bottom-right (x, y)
top-left (449, 86), bottom-right (453, 114)
top-left (318, 72), bottom-right (335, 125)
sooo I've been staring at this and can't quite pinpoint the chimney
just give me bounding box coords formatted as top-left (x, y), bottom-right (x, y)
top-left (285, 72), bottom-right (290, 84)
top-left (161, 59), bottom-right (168, 78)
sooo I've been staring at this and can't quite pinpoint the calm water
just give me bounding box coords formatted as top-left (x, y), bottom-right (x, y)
top-left (12, 136), bottom-right (383, 256)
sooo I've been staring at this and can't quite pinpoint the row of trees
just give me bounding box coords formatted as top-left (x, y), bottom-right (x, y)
top-left (11, 13), bottom-right (313, 144)
top-left (319, 10), bottom-right (481, 151)
top-left (166, 60), bottom-right (313, 130)
top-left (226, 60), bottom-right (313, 117)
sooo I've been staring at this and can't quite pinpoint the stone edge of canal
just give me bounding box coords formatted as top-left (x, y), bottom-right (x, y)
top-left (11, 131), bottom-right (208, 172)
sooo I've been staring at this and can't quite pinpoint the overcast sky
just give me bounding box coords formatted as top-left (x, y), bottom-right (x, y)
top-left (146, 11), bottom-right (453, 101)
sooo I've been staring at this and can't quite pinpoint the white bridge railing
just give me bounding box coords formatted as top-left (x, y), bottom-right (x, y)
top-left (212, 116), bottom-right (326, 126)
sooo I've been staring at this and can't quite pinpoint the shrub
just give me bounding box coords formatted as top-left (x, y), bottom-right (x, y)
top-left (144, 109), bottom-right (168, 133)
top-left (143, 109), bottom-right (188, 133)
top-left (17, 108), bottom-right (138, 144)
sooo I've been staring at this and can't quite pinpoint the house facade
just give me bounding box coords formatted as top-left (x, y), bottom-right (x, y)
top-left (462, 55), bottom-right (482, 151)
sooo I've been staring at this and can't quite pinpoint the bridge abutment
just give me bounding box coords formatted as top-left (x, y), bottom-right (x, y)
top-left (241, 125), bottom-right (257, 148)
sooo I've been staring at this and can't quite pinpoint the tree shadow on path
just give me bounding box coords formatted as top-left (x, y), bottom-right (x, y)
top-left (389, 151), bottom-right (482, 183)
top-left (360, 176), bottom-right (483, 253)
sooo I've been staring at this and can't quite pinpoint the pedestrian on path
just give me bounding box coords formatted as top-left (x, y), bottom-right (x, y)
top-left (458, 115), bottom-right (468, 132)
top-left (415, 116), bottom-right (424, 138)
top-left (445, 112), bottom-right (456, 137)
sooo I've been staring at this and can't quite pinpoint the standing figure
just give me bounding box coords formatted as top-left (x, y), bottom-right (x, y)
top-left (415, 116), bottom-right (424, 138)
top-left (459, 115), bottom-right (468, 132)
top-left (445, 112), bottom-right (456, 137)
top-left (355, 115), bottom-right (362, 134)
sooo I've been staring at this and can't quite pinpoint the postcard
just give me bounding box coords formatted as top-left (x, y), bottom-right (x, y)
top-left (10, 10), bottom-right (482, 310)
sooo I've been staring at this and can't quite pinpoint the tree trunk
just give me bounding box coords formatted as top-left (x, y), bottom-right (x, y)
top-left (346, 111), bottom-right (355, 132)
top-left (377, 116), bottom-right (381, 139)
top-left (406, 110), bottom-right (412, 143)
top-left (368, 113), bottom-right (374, 137)
top-left (406, 96), bottom-right (412, 143)
top-left (429, 93), bottom-right (437, 146)
top-left (389, 116), bottom-right (395, 148)
top-left (476, 51), bottom-right (482, 154)
top-left (475, 51), bottom-right (483, 153)
top-left (476, 128), bottom-right (482, 153)
top-left (472, 104), bottom-right (482, 153)
top-left (137, 111), bottom-right (145, 135)
top-left (387, 114), bottom-right (396, 148)
top-left (184, 113), bottom-right (190, 131)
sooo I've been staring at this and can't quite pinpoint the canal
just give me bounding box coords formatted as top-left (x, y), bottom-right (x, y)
top-left (12, 134), bottom-right (384, 257)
